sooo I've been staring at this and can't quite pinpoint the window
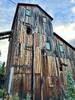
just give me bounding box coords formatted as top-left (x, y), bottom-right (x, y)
top-left (59, 45), bottom-right (64, 53)
top-left (25, 9), bottom-right (31, 24)
top-left (19, 7), bottom-right (25, 22)
top-left (18, 43), bottom-right (21, 55)
top-left (20, 9), bottom-right (24, 17)
top-left (26, 9), bottom-right (31, 16)
top-left (43, 17), bottom-right (46, 23)
top-left (46, 41), bottom-right (51, 50)
top-left (26, 26), bottom-right (32, 35)
top-left (60, 67), bottom-right (63, 71)
top-left (15, 42), bottom-right (21, 56)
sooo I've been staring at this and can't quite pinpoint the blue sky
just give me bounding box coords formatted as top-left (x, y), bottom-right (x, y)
top-left (0, 0), bottom-right (75, 62)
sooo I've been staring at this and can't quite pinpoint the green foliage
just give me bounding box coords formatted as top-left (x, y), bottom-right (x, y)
top-left (0, 89), bottom-right (4, 98)
top-left (0, 62), bottom-right (5, 76)
top-left (25, 93), bottom-right (31, 100)
top-left (65, 72), bottom-right (75, 100)
top-left (12, 95), bottom-right (19, 100)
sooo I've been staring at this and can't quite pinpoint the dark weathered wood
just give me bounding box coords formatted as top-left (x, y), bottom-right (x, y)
top-left (6, 3), bottom-right (75, 100)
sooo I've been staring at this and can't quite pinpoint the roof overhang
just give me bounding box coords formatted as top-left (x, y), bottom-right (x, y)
top-left (0, 31), bottom-right (12, 40)
top-left (11, 3), bottom-right (53, 29)
top-left (54, 32), bottom-right (75, 51)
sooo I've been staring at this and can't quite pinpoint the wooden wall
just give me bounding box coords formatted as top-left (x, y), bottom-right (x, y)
top-left (54, 35), bottom-right (75, 87)
top-left (6, 4), bottom-right (75, 100)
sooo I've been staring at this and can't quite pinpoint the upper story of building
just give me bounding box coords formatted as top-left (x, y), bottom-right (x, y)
top-left (54, 32), bottom-right (75, 63)
top-left (9, 3), bottom-right (54, 58)
top-left (12, 3), bottom-right (53, 38)
top-left (6, 3), bottom-right (75, 67)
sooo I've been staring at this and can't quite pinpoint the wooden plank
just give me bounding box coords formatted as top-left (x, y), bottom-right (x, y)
top-left (35, 47), bottom-right (41, 73)
top-left (47, 56), bottom-right (58, 77)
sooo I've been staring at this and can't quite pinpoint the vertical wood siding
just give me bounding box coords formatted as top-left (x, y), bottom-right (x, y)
top-left (7, 4), bottom-right (75, 100)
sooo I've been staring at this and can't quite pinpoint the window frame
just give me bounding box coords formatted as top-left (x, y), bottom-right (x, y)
top-left (43, 17), bottom-right (46, 23)
top-left (59, 44), bottom-right (64, 53)
top-left (25, 9), bottom-right (32, 17)
top-left (46, 40), bottom-right (51, 51)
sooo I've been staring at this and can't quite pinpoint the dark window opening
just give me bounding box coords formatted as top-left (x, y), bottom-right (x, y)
top-left (60, 67), bottom-right (63, 71)
top-left (18, 43), bottom-right (21, 55)
top-left (26, 26), bottom-right (32, 35)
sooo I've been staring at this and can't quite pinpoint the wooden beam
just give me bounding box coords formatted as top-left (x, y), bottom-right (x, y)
top-left (12, 64), bottom-right (32, 68)
top-left (0, 31), bottom-right (12, 37)
top-left (0, 36), bottom-right (10, 40)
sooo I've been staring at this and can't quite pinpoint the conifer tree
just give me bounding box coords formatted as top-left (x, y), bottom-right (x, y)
top-left (65, 72), bottom-right (75, 100)
top-left (0, 62), bottom-right (5, 76)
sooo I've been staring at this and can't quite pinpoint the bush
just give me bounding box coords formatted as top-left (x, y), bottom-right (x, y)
top-left (0, 62), bottom-right (5, 76)
top-left (12, 95), bottom-right (19, 100)
top-left (0, 89), bottom-right (4, 98)
top-left (65, 72), bottom-right (75, 100)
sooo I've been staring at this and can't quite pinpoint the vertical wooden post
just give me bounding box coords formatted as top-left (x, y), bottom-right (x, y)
top-left (41, 48), bottom-right (46, 100)
top-left (31, 33), bottom-right (35, 100)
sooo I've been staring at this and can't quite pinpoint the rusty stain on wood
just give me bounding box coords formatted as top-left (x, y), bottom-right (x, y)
top-left (6, 3), bottom-right (75, 100)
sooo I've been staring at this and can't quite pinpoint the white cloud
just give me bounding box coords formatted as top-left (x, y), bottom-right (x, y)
top-left (0, 1), bottom-right (2, 6)
top-left (0, 26), bottom-right (11, 32)
top-left (47, 9), bottom-right (54, 18)
top-left (54, 22), bottom-right (75, 41)
top-left (71, 7), bottom-right (75, 13)
top-left (71, 0), bottom-right (75, 3)
top-left (0, 40), bottom-right (9, 63)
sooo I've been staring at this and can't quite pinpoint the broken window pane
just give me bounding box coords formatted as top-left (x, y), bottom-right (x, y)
top-left (26, 9), bottom-right (31, 16)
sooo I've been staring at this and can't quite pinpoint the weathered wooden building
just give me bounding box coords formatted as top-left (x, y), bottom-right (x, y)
top-left (6, 3), bottom-right (75, 100)
top-left (54, 32), bottom-right (75, 86)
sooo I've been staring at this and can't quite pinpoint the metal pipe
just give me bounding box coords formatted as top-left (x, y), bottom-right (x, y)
top-left (8, 66), bottom-right (14, 95)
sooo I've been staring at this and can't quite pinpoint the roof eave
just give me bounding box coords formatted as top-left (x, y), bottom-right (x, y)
top-left (54, 32), bottom-right (75, 51)
top-left (11, 3), bottom-right (53, 29)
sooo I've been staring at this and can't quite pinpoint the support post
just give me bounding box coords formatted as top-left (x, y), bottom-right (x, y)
top-left (31, 34), bottom-right (35, 100)
top-left (8, 66), bottom-right (14, 96)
